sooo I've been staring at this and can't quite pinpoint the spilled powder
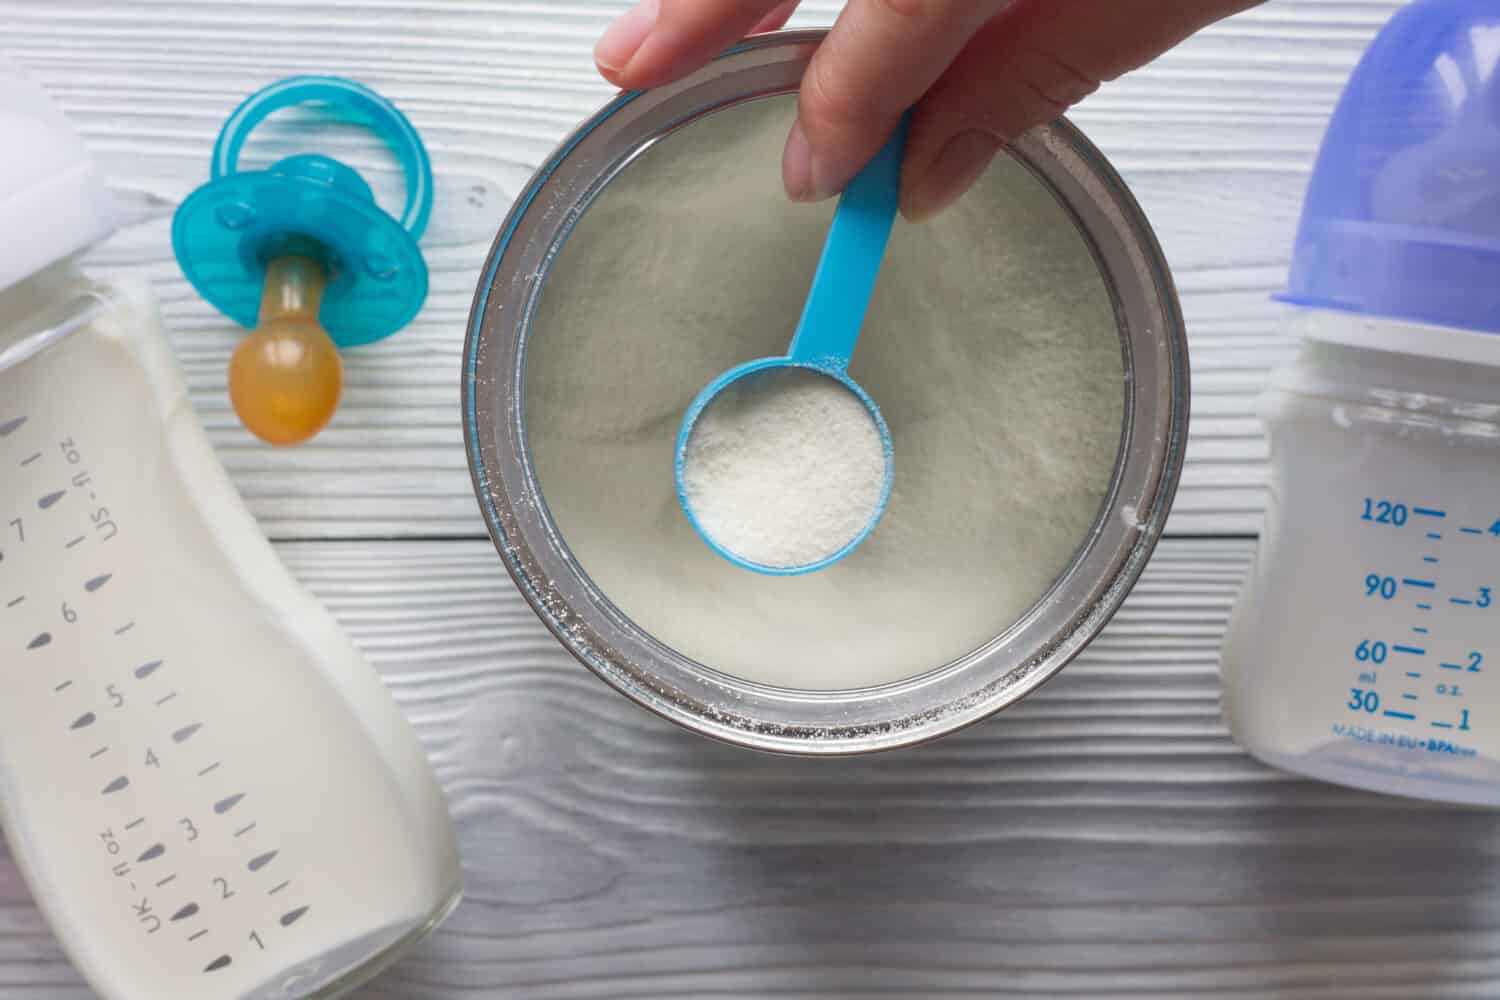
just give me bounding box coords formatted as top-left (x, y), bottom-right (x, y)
top-left (682, 367), bottom-right (886, 569)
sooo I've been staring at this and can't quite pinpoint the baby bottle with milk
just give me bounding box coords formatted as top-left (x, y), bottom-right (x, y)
top-left (1220, 0), bottom-right (1500, 807)
top-left (0, 59), bottom-right (461, 997)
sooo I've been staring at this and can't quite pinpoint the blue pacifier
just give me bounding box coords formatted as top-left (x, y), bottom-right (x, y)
top-left (172, 76), bottom-right (433, 445)
top-left (674, 119), bottom-right (907, 575)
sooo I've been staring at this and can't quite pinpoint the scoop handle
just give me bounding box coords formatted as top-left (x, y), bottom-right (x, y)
top-left (787, 116), bottom-right (909, 374)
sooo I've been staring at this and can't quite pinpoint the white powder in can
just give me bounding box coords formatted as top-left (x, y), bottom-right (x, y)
top-left (681, 367), bottom-right (887, 570)
top-left (526, 96), bottom-right (1124, 691)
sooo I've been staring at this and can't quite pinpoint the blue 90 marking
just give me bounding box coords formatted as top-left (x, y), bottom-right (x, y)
top-left (1365, 574), bottom-right (1398, 599)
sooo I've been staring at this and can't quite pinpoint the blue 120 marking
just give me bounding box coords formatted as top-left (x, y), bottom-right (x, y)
top-left (1363, 499), bottom-right (1409, 525)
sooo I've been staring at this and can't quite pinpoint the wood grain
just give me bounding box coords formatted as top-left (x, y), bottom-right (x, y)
top-left (3, 0), bottom-right (1404, 538)
top-left (4, 538), bottom-right (1500, 998)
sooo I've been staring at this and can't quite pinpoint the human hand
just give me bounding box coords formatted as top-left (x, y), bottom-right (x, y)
top-left (596, 0), bottom-right (1259, 220)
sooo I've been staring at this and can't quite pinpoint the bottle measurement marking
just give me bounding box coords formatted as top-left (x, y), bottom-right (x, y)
top-left (11, 435), bottom-right (319, 982)
top-left (1349, 498), bottom-right (1494, 739)
top-left (19, 452), bottom-right (41, 467)
top-left (0, 416), bottom-right (25, 437)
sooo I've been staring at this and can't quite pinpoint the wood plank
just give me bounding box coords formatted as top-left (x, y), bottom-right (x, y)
top-left (1, 1), bottom-right (1401, 538)
top-left (4, 538), bottom-right (1499, 998)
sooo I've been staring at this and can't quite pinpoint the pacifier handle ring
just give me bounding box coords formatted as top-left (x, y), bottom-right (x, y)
top-left (210, 75), bottom-right (433, 241)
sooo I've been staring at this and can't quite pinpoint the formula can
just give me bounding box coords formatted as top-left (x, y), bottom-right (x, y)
top-left (464, 31), bottom-right (1189, 754)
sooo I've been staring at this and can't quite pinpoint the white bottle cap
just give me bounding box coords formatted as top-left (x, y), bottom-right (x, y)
top-left (0, 54), bottom-right (114, 293)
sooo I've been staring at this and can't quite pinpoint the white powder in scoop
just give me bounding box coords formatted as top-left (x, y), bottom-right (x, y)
top-left (526, 96), bottom-right (1124, 690)
top-left (682, 368), bottom-right (886, 569)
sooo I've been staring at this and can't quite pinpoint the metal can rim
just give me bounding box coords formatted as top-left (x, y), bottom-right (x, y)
top-left (463, 29), bottom-right (1190, 755)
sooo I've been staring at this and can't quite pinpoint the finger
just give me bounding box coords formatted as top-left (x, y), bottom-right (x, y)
top-left (595, 0), bottom-right (791, 90)
top-left (901, 0), bottom-right (1262, 221)
top-left (751, 1), bottom-right (802, 35)
top-left (784, 0), bottom-right (1005, 202)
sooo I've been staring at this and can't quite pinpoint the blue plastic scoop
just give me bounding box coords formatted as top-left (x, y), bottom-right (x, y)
top-left (674, 118), bottom-right (908, 575)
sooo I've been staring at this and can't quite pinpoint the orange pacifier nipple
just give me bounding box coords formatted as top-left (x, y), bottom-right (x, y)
top-left (229, 256), bottom-right (343, 446)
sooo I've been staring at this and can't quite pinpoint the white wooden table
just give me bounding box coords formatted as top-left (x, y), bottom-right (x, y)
top-left (12, 2), bottom-right (1500, 997)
